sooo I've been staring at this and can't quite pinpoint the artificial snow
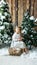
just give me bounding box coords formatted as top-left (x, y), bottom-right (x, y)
top-left (1, 16), bottom-right (5, 20)
top-left (0, 48), bottom-right (37, 65)
top-left (0, 13), bottom-right (2, 16)
top-left (0, 21), bottom-right (3, 25)
top-left (0, 0), bottom-right (6, 5)
top-left (4, 22), bottom-right (9, 25)
top-left (4, 34), bottom-right (8, 38)
top-left (4, 41), bottom-right (8, 44)
top-left (30, 16), bottom-right (35, 20)
top-left (0, 26), bottom-right (5, 30)
top-left (4, 12), bottom-right (8, 16)
top-left (0, 48), bottom-right (9, 55)
top-left (35, 18), bottom-right (37, 22)
top-left (0, 48), bottom-right (37, 59)
top-left (22, 29), bottom-right (27, 34)
top-left (21, 49), bottom-right (37, 59)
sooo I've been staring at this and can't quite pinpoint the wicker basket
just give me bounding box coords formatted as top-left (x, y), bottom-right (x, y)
top-left (8, 48), bottom-right (22, 56)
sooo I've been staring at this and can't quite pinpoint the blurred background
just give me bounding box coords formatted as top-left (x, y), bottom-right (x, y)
top-left (6, 0), bottom-right (37, 26)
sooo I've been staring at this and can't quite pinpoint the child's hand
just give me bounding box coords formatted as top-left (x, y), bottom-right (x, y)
top-left (18, 37), bottom-right (23, 41)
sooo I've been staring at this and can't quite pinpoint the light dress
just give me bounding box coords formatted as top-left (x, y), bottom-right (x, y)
top-left (11, 32), bottom-right (26, 49)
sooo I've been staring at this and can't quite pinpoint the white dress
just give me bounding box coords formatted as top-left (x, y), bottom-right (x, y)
top-left (11, 32), bottom-right (26, 48)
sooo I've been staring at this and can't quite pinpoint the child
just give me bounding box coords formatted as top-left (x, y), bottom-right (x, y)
top-left (11, 26), bottom-right (28, 53)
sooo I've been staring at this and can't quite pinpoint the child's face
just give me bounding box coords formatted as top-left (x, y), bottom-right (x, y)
top-left (16, 27), bottom-right (21, 34)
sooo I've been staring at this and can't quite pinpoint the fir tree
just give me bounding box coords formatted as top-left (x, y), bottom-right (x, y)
top-left (0, 0), bottom-right (14, 48)
top-left (21, 10), bottom-right (37, 49)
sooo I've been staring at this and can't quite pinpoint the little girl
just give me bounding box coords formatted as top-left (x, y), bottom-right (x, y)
top-left (11, 26), bottom-right (28, 53)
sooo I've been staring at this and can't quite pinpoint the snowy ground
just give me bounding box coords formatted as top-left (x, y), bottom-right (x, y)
top-left (0, 48), bottom-right (37, 65)
top-left (0, 55), bottom-right (37, 65)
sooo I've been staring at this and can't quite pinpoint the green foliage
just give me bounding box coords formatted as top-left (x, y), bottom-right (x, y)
top-left (21, 10), bottom-right (37, 49)
top-left (0, 0), bottom-right (14, 48)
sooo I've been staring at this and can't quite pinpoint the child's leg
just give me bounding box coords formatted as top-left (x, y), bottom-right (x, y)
top-left (22, 48), bottom-right (28, 54)
top-left (21, 48), bottom-right (25, 53)
top-left (24, 48), bottom-right (28, 53)
top-left (23, 43), bottom-right (29, 53)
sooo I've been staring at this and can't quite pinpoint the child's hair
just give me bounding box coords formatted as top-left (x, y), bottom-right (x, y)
top-left (14, 26), bottom-right (21, 32)
top-left (16, 26), bottom-right (21, 31)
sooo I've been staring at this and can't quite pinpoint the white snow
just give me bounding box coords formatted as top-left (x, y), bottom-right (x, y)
top-left (0, 0), bottom-right (6, 5)
top-left (4, 12), bottom-right (8, 16)
top-left (0, 21), bottom-right (3, 25)
top-left (0, 26), bottom-right (5, 30)
top-left (4, 40), bottom-right (8, 44)
top-left (21, 50), bottom-right (37, 59)
top-left (4, 22), bottom-right (9, 25)
top-left (0, 48), bottom-right (37, 65)
top-left (30, 16), bottom-right (35, 20)
top-left (22, 29), bottom-right (27, 34)
top-left (0, 48), bottom-right (9, 55)
top-left (0, 48), bottom-right (37, 59)
top-left (4, 34), bottom-right (8, 38)
top-left (1, 16), bottom-right (5, 20)
top-left (35, 18), bottom-right (37, 22)
top-left (0, 13), bottom-right (2, 16)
